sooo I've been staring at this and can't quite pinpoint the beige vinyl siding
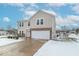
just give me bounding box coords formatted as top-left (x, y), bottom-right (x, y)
top-left (30, 11), bottom-right (55, 29)
top-left (17, 20), bottom-right (30, 37)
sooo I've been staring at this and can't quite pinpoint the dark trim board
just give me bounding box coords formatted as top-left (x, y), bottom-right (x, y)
top-left (30, 28), bottom-right (52, 31)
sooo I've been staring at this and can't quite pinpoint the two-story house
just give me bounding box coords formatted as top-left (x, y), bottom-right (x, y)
top-left (17, 10), bottom-right (56, 40)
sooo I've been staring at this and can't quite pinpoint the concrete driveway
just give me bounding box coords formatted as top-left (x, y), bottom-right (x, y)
top-left (0, 38), bottom-right (47, 56)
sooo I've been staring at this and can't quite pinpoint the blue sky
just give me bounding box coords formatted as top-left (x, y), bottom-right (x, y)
top-left (0, 3), bottom-right (79, 30)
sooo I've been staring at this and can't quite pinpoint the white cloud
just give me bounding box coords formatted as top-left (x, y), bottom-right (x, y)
top-left (30, 3), bottom-right (39, 9)
top-left (25, 11), bottom-right (36, 16)
top-left (66, 15), bottom-right (79, 23)
top-left (71, 4), bottom-right (79, 14)
top-left (56, 15), bottom-right (79, 27)
top-left (23, 11), bottom-right (36, 19)
top-left (56, 16), bottom-right (64, 25)
top-left (3, 17), bottom-right (10, 22)
top-left (42, 9), bottom-right (57, 16)
top-left (56, 25), bottom-right (62, 30)
top-left (19, 4), bottom-right (38, 11)
top-left (56, 15), bottom-right (79, 30)
top-left (6, 3), bottom-right (25, 8)
top-left (48, 3), bottom-right (66, 7)
top-left (21, 4), bottom-right (39, 19)
top-left (26, 4), bottom-right (38, 11)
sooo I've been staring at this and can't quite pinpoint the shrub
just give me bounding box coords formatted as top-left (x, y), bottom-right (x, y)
top-left (7, 36), bottom-right (18, 39)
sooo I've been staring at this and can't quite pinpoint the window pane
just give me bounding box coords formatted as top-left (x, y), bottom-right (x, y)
top-left (28, 22), bottom-right (30, 26)
top-left (19, 31), bottom-right (21, 34)
top-left (19, 22), bottom-right (21, 27)
top-left (37, 19), bottom-right (39, 25)
top-left (22, 22), bottom-right (23, 27)
top-left (41, 19), bottom-right (43, 25)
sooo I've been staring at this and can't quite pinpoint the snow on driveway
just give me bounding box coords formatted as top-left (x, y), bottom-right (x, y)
top-left (0, 38), bottom-right (23, 46)
top-left (34, 40), bottom-right (79, 56)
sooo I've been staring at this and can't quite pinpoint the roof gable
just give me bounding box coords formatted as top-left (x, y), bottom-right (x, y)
top-left (29, 10), bottom-right (56, 20)
top-left (18, 10), bottom-right (56, 22)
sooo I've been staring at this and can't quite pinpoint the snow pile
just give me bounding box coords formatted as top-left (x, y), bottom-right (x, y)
top-left (76, 34), bottom-right (79, 39)
top-left (34, 40), bottom-right (79, 56)
top-left (68, 34), bottom-right (79, 39)
top-left (0, 36), bottom-right (8, 38)
top-left (0, 38), bottom-right (23, 46)
top-left (68, 34), bottom-right (77, 38)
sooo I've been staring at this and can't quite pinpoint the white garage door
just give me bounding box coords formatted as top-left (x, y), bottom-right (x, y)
top-left (31, 31), bottom-right (50, 40)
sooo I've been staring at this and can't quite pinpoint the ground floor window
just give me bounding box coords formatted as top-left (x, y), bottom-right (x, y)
top-left (19, 31), bottom-right (25, 37)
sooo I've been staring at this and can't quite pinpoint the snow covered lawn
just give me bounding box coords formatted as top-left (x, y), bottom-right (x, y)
top-left (68, 34), bottom-right (79, 39)
top-left (34, 40), bottom-right (79, 56)
top-left (0, 38), bottom-right (23, 46)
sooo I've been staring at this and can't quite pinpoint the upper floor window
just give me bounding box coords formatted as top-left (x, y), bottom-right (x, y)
top-left (41, 19), bottom-right (43, 25)
top-left (28, 22), bottom-right (30, 26)
top-left (21, 22), bottom-right (24, 27)
top-left (36, 19), bottom-right (44, 25)
top-left (19, 22), bottom-right (21, 27)
top-left (19, 22), bottom-right (24, 27)
top-left (37, 19), bottom-right (39, 25)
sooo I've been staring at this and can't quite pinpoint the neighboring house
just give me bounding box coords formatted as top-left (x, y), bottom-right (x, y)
top-left (56, 29), bottom-right (69, 39)
top-left (6, 28), bottom-right (18, 36)
top-left (0, 28), bottom-right (17, 36)
top-left (0, 29), bottom-right (8, 36)
top-left (56, 29), bottom-right (77, 39)
top-left (17, 10), bottom-right (56, 40)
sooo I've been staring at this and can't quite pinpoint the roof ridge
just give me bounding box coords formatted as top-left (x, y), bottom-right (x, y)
top-left (40, 9), bottom-right (56, 16)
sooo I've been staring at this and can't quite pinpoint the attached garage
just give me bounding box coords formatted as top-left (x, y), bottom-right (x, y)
top-left (31, 30), bottom-right (51, 40)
